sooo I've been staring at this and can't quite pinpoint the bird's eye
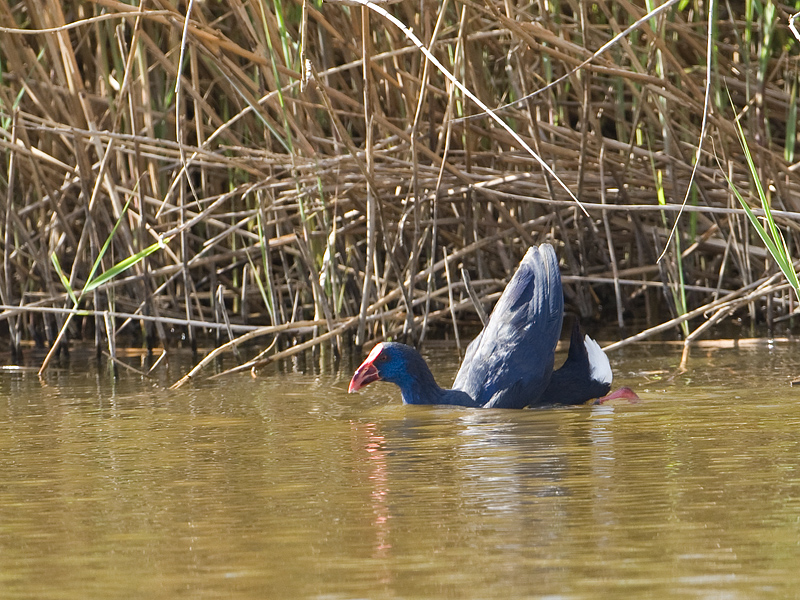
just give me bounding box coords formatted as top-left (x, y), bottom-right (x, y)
top-left (375, 353), bottom-right (388, 363)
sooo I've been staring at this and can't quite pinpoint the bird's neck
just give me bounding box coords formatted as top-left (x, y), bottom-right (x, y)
top-left (397, 365), bottom-right (446, 405)
top-left (398, 367), bottom-right (479, 407)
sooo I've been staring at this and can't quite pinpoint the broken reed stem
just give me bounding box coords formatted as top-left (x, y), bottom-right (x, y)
top-left (605, 271), bottom-right (793, 352)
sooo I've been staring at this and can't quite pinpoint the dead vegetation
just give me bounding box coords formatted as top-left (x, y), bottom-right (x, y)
top-left (0, 0), bottom-right (799, 384)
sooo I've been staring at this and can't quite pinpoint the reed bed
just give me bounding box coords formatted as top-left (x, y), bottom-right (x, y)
top-left (1, 0), bottom-right (799, 384)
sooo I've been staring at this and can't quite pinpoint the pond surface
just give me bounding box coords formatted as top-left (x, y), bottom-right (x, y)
top-left (1, 340), bottom-right (800, 599)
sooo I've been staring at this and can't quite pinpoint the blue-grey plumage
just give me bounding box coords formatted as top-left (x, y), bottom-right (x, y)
top-left (451, 244), bottom-right (563, 408)
top-left (541, 320), bottom-right (612, 406)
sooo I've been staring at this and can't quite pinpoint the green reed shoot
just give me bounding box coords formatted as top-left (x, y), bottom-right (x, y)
top-left (253, 207), bottom-right (276, 323)
top-left (786, 77), bottom-right (797, 163)
top-left (51, 198), bottom-right (168, 305)
top-left (728, 112), bottom-right (800, 301)
top-left (653, 167), bottom-right (690, 336)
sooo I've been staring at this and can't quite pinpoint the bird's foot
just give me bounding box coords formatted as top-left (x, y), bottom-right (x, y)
top-left (592, 386), bottom-right (640, 404)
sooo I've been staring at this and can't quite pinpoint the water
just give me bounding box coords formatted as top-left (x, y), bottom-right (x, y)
top-left (1, 341), bottom-right (800, 599)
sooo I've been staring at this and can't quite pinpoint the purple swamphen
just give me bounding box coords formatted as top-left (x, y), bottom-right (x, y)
top-left (349, 244), bottom-right (625, 408)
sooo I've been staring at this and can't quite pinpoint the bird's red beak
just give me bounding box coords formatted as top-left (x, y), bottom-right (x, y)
top-left (348, 344), bottom-right (385, 393)
top-left (349, 362), bottom-right (381, 392)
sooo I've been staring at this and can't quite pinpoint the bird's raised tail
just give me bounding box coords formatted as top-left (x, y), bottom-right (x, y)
top-left (540, 320), bottom-right (612, 406)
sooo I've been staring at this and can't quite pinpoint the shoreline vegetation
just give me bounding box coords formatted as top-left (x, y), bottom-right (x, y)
top-left (1, 0), bottom-right (800, 386)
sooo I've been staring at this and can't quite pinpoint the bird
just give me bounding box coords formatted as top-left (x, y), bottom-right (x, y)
top-left (348, 243), bottom-right (622, 408)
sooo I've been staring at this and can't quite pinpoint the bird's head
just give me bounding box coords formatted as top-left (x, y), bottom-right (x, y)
top-left (348, 342), bottom-right (426, 393)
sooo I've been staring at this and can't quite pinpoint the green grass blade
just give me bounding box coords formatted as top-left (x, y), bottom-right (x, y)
top-left (724, 170), bottom-right (799, 293)
top-left (83, 197), bottom-right (133, 293)
top-left (84, 238), bottom-right (167, 293)
top-left (727, 176), bottom-right (780, 257)
top-left (246, 249), bottom-right (272, 320)
top-left (731, 112), bottom-right (800, 294)
top-left (255, 209), bottom-right (275, 322)
top-left (786, 78), bottom-right (797, 163)
top-left (50, 252), bottom-right (79, 306)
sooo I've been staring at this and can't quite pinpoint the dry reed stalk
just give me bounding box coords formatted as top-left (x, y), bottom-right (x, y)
top-left (0, 0), bottom-right (798, 385)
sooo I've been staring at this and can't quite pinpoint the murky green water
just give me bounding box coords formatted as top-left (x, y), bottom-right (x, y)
top-left (1, 341), bottom-right (800, 599)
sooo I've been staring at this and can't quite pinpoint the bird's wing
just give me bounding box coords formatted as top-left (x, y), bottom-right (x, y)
top-left (452, 244), bottom-right (563, 408)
